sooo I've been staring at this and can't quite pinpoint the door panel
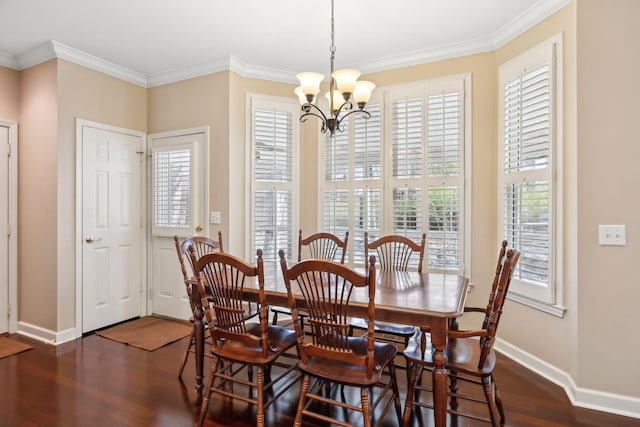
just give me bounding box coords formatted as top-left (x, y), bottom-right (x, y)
top-left (148, 130), bottom-right (207, 320)
top-left (82, 124), bottom-right (144, 332)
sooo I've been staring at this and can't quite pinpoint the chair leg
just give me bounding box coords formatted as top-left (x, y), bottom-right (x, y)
top-left (178, 327), bottom-right (195, 378)
top-left (449, 369), bottom-right (459, 410)
top-left (271, 310), bottom-right (278, 326)
top-left (482, 375), bottom-right (501, 427)
top-left (198, 357), bottom-right (221, 427)
top-left (402, 362), bottom-right (419, 427)
top-left (361, 387), bottom-right (372, 427)
top-left (256, 367), bottom-right (265, 427)
top-left (493, 374), bottom-right (506, 425)
top-left (388, 361), bottom-right (403, 424)
top-left (294, 374), bottom-right (311, 427)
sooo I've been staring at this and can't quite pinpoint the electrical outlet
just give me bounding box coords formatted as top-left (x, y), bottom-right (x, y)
top-left (598, 225), bottom-right (626, 246)
top-left (210, 211), bottom-right (221, 225)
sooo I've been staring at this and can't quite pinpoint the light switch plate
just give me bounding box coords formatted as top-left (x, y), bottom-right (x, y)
top-left (210, 211), bottom-right (221, 224)
top-left (598, 225), bottom-right (626, 246)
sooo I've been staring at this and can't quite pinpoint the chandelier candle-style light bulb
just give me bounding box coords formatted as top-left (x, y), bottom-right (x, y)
top-left (332, 69), bottom-right (361, 100)
top-left (296, 72), bottom-right (324, 102)
top-left (353, 80), bottom-right (376, 109)
top-left (325, 90), bottom-right (344, 112)
top-left (295, 0), bottom-right (374, 136)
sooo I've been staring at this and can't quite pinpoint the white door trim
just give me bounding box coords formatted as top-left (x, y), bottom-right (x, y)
top-left (146, 126), bottom-right (209, 316)
top-left (75, 119), bottom-right (147, 337)
top-left (1, 120), bottom-right (18, 333)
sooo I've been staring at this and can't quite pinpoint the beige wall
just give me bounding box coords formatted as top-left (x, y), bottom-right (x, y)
top-left (0, 66), bottom-right (20, 121)
top-left (18, 60), bottom-right (58, 330)
top-left (56, 60), bottom-right (147, 331)
top-left (494, 2), bottom-right (578, 376)
top-left (147, 72), bottom-right (231, 249)
top-left (576, 0), bottom-right (640, 396)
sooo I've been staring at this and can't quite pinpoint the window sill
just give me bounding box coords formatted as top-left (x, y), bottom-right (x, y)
top-left (507, 292), bottom-right (566, 318)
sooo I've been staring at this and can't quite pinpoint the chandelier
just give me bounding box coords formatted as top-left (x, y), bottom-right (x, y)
top-left (295, 0), bottom-right (375, 136)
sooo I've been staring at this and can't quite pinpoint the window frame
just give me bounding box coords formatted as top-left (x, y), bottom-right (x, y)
top-left (246, 94), bottom-right (300, 263)
top-left (318, 74), bottom-right (472, 276)
top-left (497, 33), bottom-right (565, 316)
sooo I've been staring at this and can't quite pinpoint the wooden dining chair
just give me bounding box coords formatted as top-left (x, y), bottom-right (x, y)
top-left (173, 232), bottom-right (225, 378)
top-left (193, 249), bottom-right (300, 427)
top-left (279, 250), bottom-right (402, 427)
top-left (270, 230), bottom-right (349, 330)
top-left (402, 248), bottom-right (521, 427)
top-left (349, 232), bottom-right (426, 352)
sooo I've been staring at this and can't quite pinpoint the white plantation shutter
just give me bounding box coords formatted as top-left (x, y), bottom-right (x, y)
top-left (319, 78), bottom-right (469, 272)
top-left (321, 101), bottom-right (383, 266)
top-left (152, 145), bottom-right (192, 234)
top-left (390, 94), bottom-right (424, 261)
top-left (251, 97), bottom-right (298, 262)
top-left (426, 88), bottom-right (464, 272)
top-left (499, 35), bottom-right (561, 308)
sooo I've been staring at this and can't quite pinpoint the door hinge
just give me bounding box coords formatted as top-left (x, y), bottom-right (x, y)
top-left (7, 304), bottom-right (10, 317)
top-left (7, 223), bottom-right (10, 237)
top-left (6, 142), bottom-right (10, 157)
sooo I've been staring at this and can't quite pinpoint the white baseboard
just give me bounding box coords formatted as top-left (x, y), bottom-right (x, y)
top-left (17, 321), bottom-right (77, 345)
top-left (495, 338), bottom-right (640, 420)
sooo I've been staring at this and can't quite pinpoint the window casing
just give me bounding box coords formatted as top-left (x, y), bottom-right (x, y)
top-left (248, 95), bottom-right (300, 262)
top-left (320, 76), bottom-right (470, 275)
top-left (498, 34), bottom-right (563, 313)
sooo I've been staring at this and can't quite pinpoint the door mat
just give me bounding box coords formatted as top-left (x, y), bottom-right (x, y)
top-left (0, 337), bottom-right (33, 359)
top-left (95, 316), bottom-right (191, 351)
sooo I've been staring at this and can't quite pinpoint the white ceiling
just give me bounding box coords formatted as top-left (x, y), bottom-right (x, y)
top-left (0, 0), bottom-right (568, 87)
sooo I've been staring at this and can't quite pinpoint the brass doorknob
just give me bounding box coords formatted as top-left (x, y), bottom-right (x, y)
top-left (85, 236), bottom-right (102, 243)
top-left (195, 225), bottom-right (203, 232)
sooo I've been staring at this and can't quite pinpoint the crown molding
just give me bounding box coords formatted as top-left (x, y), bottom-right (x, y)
top-left (490, 0), bottom-right (571, 48)
top-left (0, 51), bottom-right (18, 69)
top-left (146, 54), bottom-right (297, 87)
top-left (13, 40), bottom-right (146, 87)
top-left (2, 0), bottom-right (570, 87)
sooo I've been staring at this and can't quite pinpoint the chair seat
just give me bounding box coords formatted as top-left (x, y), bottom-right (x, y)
top-left (404, 332), bottom-right (496, 376)
top-left (210, 323), bottom-right (297, 365)
top-left (300, 336), bottom-right (397, 387)
top-left (349, 317), bottom-right (418, 337)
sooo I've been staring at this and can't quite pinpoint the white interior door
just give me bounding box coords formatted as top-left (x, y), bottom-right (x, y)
top-left (80, 121), bottom-right (145, 333)
top-left (0, 125), bottom-right (8, 333)
top-left (148, 129), bottom-right (207, 320)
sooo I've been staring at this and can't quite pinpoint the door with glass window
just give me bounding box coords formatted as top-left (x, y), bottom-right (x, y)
top-left (148, 129), bottom-right (207, 320)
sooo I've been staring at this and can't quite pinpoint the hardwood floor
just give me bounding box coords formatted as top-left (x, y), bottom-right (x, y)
top-left (0, 331), bottom-right (638, 427)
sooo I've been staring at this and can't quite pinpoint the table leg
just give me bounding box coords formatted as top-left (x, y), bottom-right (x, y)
top-left (191, 282), bottom-right (205, 395)
top-left (430, 318), bottom-right (448, 427)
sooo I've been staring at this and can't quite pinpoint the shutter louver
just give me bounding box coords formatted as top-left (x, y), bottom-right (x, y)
top-left (392, 98), bottom-right (423, 179)
top-left (428, 92), bottom-right (461, 177)
top-left (426, 90), bottom-right (463, 272)
top-left (323, 189), bottom-right (349, 237)
top-left (504, 180), bottom-right (549, 284)
top-left (252, 105), bottom-right (295, 261)
top-left (324, 122), bottom-right (349, 182)
top-left (153, 148), bottom-right (191, 230)
top-left (502, 62), bottom-right (551, 288)
top-left (353, 188), bottom-right (381, 264)
top-left (427, 185), bottom-right (461, 271)
top-left (354, 104), bottom-right (381, 180)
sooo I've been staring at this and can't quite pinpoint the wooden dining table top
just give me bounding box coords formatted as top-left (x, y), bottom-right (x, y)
top-left (249, 262), bottom-right (470, 327)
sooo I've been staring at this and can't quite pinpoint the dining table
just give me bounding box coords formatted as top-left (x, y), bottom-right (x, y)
top-left (190, 263), bottom-right (469, 427)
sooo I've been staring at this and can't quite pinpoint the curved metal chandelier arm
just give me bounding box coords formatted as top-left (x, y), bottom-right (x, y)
top-left (299, 103), bottom-right (329, 123)
top-left (334, 107), bottom-right (372, 133)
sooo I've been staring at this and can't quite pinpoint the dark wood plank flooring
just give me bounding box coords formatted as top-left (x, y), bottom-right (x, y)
top-left (1, 331), bottom-right (638, 427)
